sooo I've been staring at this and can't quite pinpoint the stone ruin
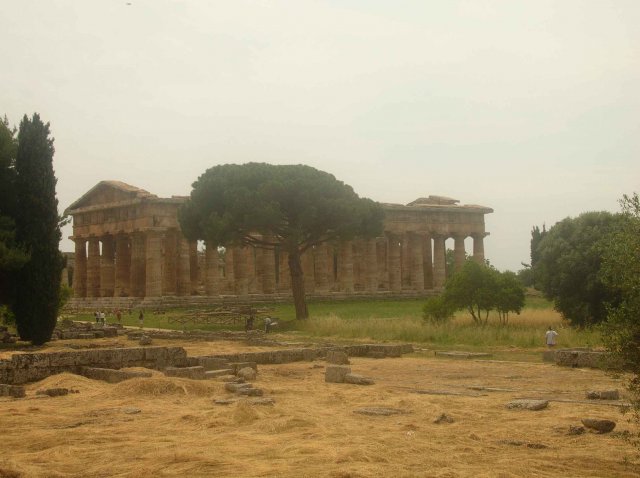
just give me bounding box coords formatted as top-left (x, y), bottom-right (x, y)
top-left (0, 343), bottom-right (413, 397)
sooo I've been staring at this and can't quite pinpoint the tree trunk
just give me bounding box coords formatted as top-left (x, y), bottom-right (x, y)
top-left (288, 249), bottom-right (309, 319)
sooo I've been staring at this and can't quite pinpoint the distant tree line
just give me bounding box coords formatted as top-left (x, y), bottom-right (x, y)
top-left (0, 114), bottom-right (64, 345)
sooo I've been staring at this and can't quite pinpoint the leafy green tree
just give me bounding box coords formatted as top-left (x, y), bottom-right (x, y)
top-left (422, 295), bottom-right (455, 324)
top-left (494, 270), bottom-right (525, 325)
top-left (0, 116), bottom-right (28, 306)
top-left (600, 193), bottom-right (640, 443)
top-left (442, 259), bottom-right (499, 325)
top-left (179, 163), bottom-right (384, 319)
top-left (534, 212), bottom-right (622, 327)
top-left (13, 114), bottom-right (64, 345)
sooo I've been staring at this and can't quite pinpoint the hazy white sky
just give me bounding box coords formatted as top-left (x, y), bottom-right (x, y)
top-left (2, 0), bottom-right (638, 271)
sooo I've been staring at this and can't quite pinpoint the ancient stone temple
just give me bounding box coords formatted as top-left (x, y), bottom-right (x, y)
top-left (64, 181), bottom-right (492, 305)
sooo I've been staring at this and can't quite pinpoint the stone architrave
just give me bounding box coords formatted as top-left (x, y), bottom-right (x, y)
top-left (454, 235), bottom-right (466, 271)
top-left (87, 237), bottom-right (101, 297)
top-left (100, 235), bottom-right (115, 297)
top-left (387, 234), bottom-right (401, 292)
top-left (409, 233), bottom-right (424, 291)
top-left (145, 230), bottom-right (162, 297)
top-left (205, 241), bottom-right (219, 296)
top-left (422, 235), bottom-right (433, 289)
top-left (339, 241), bottom-right (354, 292)
top-left (129, 233), bottom-right (146, 297)
top-left (73, 239), bottom-right (87, 298)
top-left (115, 234), bottom-right (131, 297)
top-left (177, 236), bottom-right (191, 296)
top-left (473, 234), bottom-right (485, 264)
top-left (433, 235), bottom-right (446, 288)
top-left (162, 230), bottom-right (177, 296)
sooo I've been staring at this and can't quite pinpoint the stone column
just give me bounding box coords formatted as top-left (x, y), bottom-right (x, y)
top-left (162, 230), bottom-right (177, 296)
top-left (387, 234), bottom-right (401, 292)
top-left (145, 230), bottom-right (163, 297)
top-left (234, 246), bottom-right (249, 297)
top-left (422, 236), bottom-right (433, 289)
top-left (100, 236), bottom-right (115, 297)
top-left (115, 235), bottom-right (131, 297)
top-left (409, 233), bottom-right (424, 291)
top-left (205, 241), bottom-right (219, 296)
top-left (302, 250), bottom-right (315, 293)
top-left (454, 235), bottom-right (466, 271)
top-left (433, 235), bottom-right (446, 288)
top-left (189, 241), bottom-right (199, 295)
top-left (365, 239), bottom-right (378, 292)
top-left (73, 239), bottom-right (87, 298)
top-left (339, 241), bottom-right (354, 293)
top-left (261, 247), bottom-right (276, 294)
top-left (278, 249), bottom-right (291, 292)
top-left (473, 235), bottom-right (485, 264)
top-left (87, 237), bottom-right (101, 298)
top-left (130, 232), bottom-right (146, 297)
top-left (247, 246), bottom-right (258, 294)
top-left (223, 247), bottom-right (235, 293)
top-left (313, 244), bottom-right (330, 292)
top-left (177, 236), bottom-right (191, 296)
top-left (401, 234), bottom-right (411, 289)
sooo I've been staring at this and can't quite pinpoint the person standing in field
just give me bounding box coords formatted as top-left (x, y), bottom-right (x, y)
top-left (138, 310), bottom-right (144, 329)
top-left (545, 326), bottom-right (558, 348)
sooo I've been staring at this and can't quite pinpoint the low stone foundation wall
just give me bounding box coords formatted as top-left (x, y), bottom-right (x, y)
top-left (201, 344), bottom-right (413, 365)
top-left (0, 344), bottom-right (413, 386)
top-left (0, 347), bottom-right (188, 385)
top-left (552, 349), bottom-right (606, 368)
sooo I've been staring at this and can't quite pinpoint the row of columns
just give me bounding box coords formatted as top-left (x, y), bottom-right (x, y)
top-left (73, 230), bottom-right (485, 298)
top-left (73, 229), bottom-right (198, 299)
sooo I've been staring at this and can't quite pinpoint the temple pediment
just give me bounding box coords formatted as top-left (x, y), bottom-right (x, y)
top-left (65, 181), bottom-right (156, 213)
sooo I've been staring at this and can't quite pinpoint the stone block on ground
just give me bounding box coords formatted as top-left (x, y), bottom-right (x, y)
top-left (225, 382), bottom-right (252, 393)
top-left (199, 357), bottom-right (231, 371)
top-left (229, 362), bottom-right (258, 373)
top-left (0, 384), bottom-right (26, 398)
top-left (506, 399), bottom-right (549, 411)
top-left (163, 366), bottom-right (206, 380)
top-left (236, 367), bottom-right (257, 381)
top-left (204, 369), bottom-right (234, 379)
top-left (139, 335), bottom-right (153, 346)
top-left (344, 373), bottom-right (374, 385)
top-left (248, 397), bottom-right (275, 406)
top-left (36, 388), bottom-right (70, 397)
top-left (327, 350), bottom-right (350, 365)
top-left (237, 387), bottom-right (263, 396)
top-left (325, 365), bottom-right (352, 383)
top-left (103, 327), bottom-right (118, 337)
top-left (586, 390), bottom-right (619, 400)
top-left (433, 413), bottom-right (454, 424)
top-left (354, 407), bottom-right (407, 416)
top-left (367, 351), bottom-right (385, 359)
top-left (581, 418), bottom-right (616, 433)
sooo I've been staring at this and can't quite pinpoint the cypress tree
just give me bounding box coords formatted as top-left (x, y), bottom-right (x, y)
top-left (13, 114), bottom-right (63, 344)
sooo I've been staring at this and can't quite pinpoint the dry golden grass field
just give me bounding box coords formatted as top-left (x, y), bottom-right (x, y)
top-left (1, 337), bottom-right (639, 478)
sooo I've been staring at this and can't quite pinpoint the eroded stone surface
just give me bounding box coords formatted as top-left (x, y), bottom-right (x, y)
top-left (585, 390), bottom-right (619, 400)
top-left (581, 418), bottom-right (616, 433)
top-left (506, 399), bottom-right (549, 411)
top-left (325, 365), bottom-right (351, 383)
top-left (354, 407), bottom-right (407, 416)
top-left (344, 373), bottom-right (374, 385)
top-left (326, 351), bottom-right (350, 365)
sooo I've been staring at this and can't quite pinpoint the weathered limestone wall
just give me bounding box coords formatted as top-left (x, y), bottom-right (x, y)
top-left (553, 349), bottom-right (606, 368)
top-left (0, 344), bottom-right (413, 385)
top-left (0, 347), bottom-right (188, 385)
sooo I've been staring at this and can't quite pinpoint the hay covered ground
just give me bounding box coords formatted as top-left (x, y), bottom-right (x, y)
top-left (1, 339), bottom-right (638, 477)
